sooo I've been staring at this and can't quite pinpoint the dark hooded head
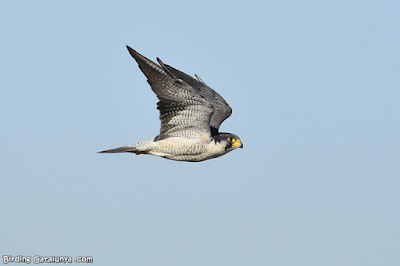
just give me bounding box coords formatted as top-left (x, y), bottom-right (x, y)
top-left (213, 133), bottom-right (243, 151)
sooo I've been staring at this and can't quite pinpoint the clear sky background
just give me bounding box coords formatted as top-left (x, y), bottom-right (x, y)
top-left (1, 1), bottom-right (399, 265)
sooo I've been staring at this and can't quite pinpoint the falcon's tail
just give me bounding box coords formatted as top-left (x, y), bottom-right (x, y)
top-left (98, 145), bottom-right (140, 154)
top-left (98, 138), bottom-right (154, 155)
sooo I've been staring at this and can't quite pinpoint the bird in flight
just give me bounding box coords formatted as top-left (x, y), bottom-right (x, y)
top-left (99, 46), bottom-right (243, 162)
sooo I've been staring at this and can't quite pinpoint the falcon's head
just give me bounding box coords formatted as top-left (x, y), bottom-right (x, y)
top-left (213, 133), bottom-right (243, 152)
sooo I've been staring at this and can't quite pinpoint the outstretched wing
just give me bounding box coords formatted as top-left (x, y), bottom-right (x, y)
top-left (162, 64), bottom-right (232, 135)
top-left (126, 46), bottom-right (214, 140)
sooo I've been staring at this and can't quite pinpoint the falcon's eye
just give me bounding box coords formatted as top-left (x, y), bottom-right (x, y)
top-left (227, 137), bottom-right (232, 142)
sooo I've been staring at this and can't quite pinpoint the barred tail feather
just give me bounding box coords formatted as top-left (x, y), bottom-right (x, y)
top-left (98, 138), bottom-right (155, 155)
top-left (98, 145), bottom-right (138, 153)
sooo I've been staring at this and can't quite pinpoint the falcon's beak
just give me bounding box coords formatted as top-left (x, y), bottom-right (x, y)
top-left (232, 139), bottom-right (243, 148)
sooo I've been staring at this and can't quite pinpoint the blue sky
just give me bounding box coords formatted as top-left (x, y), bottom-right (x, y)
top-left (1, 0), bottom-right (399, 265)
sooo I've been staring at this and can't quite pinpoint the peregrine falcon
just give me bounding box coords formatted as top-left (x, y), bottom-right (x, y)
top-left (99, 46), bottom-right (243, 162)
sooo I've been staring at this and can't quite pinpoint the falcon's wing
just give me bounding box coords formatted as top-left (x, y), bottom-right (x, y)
top-left (162, 64), bottom-right (232, 135)
top-left (126, 46), bottom-right (213, 140)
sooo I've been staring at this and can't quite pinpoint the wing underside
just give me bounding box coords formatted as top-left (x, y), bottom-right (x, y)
top-left (126, 46), bottom-right (214, 140)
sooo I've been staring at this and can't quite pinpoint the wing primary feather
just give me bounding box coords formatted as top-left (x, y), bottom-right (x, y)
top-left (195, 74), bottom-right (207, 85)
top-left (157, 57), bottom-right (175, 78)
